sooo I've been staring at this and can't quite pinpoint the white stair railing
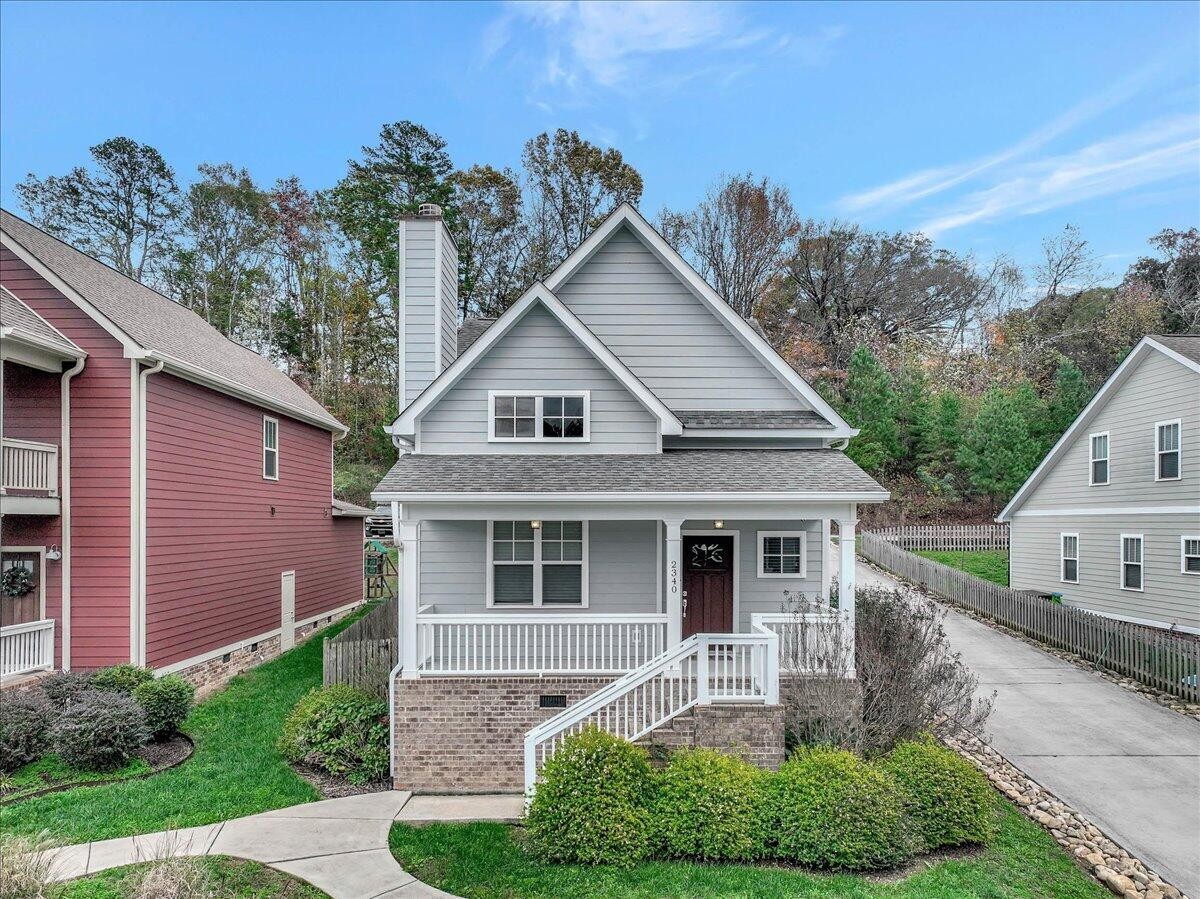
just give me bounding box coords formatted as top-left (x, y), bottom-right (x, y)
top-left (0, 619), bottom-right (55, 679)
top-left (523, 631), bottom-right (779, 792)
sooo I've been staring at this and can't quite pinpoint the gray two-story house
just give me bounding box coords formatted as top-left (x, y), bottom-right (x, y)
top-left (999, 334), bottom-right (1200, 634)
top-left (373, 203), bottom-right (887, 793)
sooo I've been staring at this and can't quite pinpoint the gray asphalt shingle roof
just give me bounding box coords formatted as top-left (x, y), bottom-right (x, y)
top-left (331, 498), bottom-right (374, 517)
top-left (1151, 333), bottom-right (1200, 365)
top-left (1, 210), bottom-right (343, 431)
top-left (374, 449), bottom-right (887, 496)
top-left (677, 410), bottom-right (833, 430)
top-left (1, 286), bottom-right (83, 356)
top-left (457, 317), bottom-right (495, 355)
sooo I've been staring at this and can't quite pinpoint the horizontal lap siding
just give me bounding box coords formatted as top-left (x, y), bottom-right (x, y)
top-left (554, 226), bottom-right (806, 412)
top-left (1011, 515), bottom-right (1200, 631)
top-left (2, 249), bottom-right (132, 668)
top-left (144, 373), bottom-right (360, 669)
top-left (419, 305), bottom-right (659, 454)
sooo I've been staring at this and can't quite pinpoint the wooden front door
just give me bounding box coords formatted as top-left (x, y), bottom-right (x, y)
top-left (1, 552), bottom-right (42, 627)
top-left (682, 535), bottom-right (734, 637)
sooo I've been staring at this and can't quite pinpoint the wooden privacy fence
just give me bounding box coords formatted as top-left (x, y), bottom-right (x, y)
top-left (858, 532), bottom-right (1200, 704)
top-left (323, 594), bottom-right (397, 700)
top-left (870, 524), bottom-right (1009, 551)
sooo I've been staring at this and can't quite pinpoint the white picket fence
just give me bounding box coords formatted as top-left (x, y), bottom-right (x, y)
top-left (870, 524), bottom-right (1009, 552)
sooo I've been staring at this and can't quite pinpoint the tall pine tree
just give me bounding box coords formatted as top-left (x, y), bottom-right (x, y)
top-left (895, 363), bottom-right (935, 475)
top-left (957, 389), bottom-right (1041, 502)
top-left (843, 346), bottom-right (900, 475)
top-left (1046, 360), bottom-right (1090, 443)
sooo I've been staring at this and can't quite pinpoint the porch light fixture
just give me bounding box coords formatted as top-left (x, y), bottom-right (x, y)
top-left (530, 520), bottom-right (541, 529)
top-left (46, 545), bottom-right (62, 562)
top-left (713, 520), bottom-right (724, 529)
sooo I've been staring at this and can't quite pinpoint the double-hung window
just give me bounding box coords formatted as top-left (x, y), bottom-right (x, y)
top-left (1155, 420), bottom-right (1181, 481)
top-left (263, 416), bottom-right (279, 480)
top-left (1182, 537), bottom-right (1200, 575)
top-left (758, 531), bottom-right (807, 578)
top-left (1119, 534), bottom-right (1143, 591)
top-left (1060, 533), bottom-right (1079, 584)
top-left (1089, 433), bottom-right (1109, 485)
top-left (489, 521), bottom-right (587, 606)
top-left (489, 392), bottom-right (588, 442)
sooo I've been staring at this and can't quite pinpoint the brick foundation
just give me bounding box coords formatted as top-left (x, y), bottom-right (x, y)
top-left (639, 703), bottom-right (786, 770)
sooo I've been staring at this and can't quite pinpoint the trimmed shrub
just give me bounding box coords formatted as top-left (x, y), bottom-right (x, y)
top-left (0, 691), bottom-right (53, 771)
top-left (37, 670), bottom-right (93, 707)
top-left (767, 746), bottom-right (914, 870)
top-left (880, 737), bottom-right (997, 849)
top-left (277, 684), bottom-right (388, 784)
top-left (133, 675), bottom-right (196, 739)
top-left (525, 727), bottom-right (655, 866)
top-left (651, 749), bottom-right (767, 862)
top-left (90, 664), bottom-right (155, 695)
top-left (51, 689), bottom-right (149, 771)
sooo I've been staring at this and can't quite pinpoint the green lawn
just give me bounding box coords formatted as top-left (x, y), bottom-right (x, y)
top-left (2, 754), bottom-right (151, 804)
top-left (0, 610), bottom-right (367, 843)
top-left (389, 803), bottom-right (1107, 899)
top-left (52, 855), bottom-right (326, 898)
top-left (915, 550), bottom-right (1009, 586)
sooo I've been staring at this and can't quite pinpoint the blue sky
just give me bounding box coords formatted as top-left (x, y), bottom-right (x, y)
top-left (2, 0), bottom-right (1197, 282)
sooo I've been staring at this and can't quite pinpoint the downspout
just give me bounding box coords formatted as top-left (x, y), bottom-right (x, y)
top-left (136, 359), bottom-right (164, 668)
top-left (59, 357), bottom-right (85, 670)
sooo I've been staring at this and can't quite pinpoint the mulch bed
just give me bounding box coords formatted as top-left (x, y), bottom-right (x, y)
top-left (291, 762), bottom-right (389, 799)
top-left (0, 733), bottom-right (194, 805)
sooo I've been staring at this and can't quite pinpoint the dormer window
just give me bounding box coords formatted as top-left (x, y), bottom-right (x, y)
top-left (488, 392), bottom-right (589, 442)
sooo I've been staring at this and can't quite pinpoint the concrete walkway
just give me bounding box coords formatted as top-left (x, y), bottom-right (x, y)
top-left (857, 557), bottom-right (1200, 897)
top-left (47, 791), bottom-right (524, 899)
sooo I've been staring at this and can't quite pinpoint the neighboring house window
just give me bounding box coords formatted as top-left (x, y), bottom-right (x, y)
top-left (1182, 537), bottom-right (1200, 575)
top-left (488, 392), bottom-right (589, 441)
top-left (263, 416), bottom-right (279, 480)
top-left (1060, 533), bottom-right (1079, 583)
top-left (1089, 433), bottom-right (1109, 485)
top-left (1120, 534), bottom-right (1143, 591)
top-left (1155, 420), bottom-right (1181, 481)
top-left (488, 520), bottom-right (587, 606)
top-left (758, 531), bottom-right (807, 578)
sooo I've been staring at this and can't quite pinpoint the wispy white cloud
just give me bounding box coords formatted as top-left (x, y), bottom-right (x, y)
top-left (917, 115), bottom-right (1199, 237)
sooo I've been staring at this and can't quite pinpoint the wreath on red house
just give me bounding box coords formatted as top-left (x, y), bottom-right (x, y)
top-left (1, 566), bottom-right (35, 598)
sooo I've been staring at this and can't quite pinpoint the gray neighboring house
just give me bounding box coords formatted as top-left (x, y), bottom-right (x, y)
top-left (999, 334), bottom-right (1200, 634)
top-left (372, 203), bottom-right (887, 792)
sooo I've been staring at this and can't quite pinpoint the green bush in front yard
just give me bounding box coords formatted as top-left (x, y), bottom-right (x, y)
top-left (767, 746), bottom-right (915, 870)
top-left (51, 690), bottom-right (149, 771)
top-left (525, 727), bottom-right (655, 866)
top-left (880, 737), bottom-right (998, 849)
top-left (0, 691), bottom-right (53, 772)
top-left (133, 675), bottom-right (196, 739)
top-left (651, 749), bottom-right (767, 862)
top-left (277, 684), bottom-right (388, 784)
top-left (89, 664), bottom-right (155, 695)
top-left (37, 670), bottom-right (93, 707)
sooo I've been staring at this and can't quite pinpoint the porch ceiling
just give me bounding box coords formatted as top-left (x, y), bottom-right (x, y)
top-left (374, 449), bottom-right (887, 500)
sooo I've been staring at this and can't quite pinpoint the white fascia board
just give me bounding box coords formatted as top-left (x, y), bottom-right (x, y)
top-left (1, 327), bottom-right (87, 371)
top-left (144, 350), bottom-right (348, 436)
top-left (543, 204), bottom-right (854, 433)
top-left (393, 283), bottom-right (683, 437)
top-left (997, 338), bottom-right (1159, 522)
top-left (371, 490), bottom-right (890, 504)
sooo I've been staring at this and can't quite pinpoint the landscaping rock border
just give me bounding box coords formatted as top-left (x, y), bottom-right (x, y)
top-left (947, 733), bottom-right (1190, 899)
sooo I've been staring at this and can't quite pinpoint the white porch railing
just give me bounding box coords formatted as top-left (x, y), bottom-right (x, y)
top-left (415, 613), bottom-right (668, 676)
top-left (1, 618), bottom-right (55, 679)
top-left (1, 438), bottom-right (59, 496)
top-left (523, 630), bottom-right (779, 791)
top-left (752, 611), bottom-right (853, 675)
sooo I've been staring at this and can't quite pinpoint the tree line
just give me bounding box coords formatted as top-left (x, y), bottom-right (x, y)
top-left (14, 126), bottom-right (1197, 514)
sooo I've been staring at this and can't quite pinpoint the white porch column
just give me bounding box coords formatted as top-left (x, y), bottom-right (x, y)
top-left (398, 519), bottom-right (420, 680)
top-left (664, 518), bottom-right (684, 647)
top-left (821, 518), bottom-right (833, 603)
top-left (837, 514), bottom-right (857, 675)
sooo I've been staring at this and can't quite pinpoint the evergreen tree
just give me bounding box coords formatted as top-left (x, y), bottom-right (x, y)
top-left (933, 392), bottom-right (964, 465)
top-left (957, 389), bottom-right (1041, 501)
top-left (843, 346), bottom-right (900, 474)
top-left (894, 363), bottom-right (935, 475)
top-left (1046, 360), bottom-right (1090, 443)
top-left (1010, 380), bottom-right (1051, 456)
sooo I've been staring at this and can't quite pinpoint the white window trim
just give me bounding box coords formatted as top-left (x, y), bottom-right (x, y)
top-left (1060, 532), bottom-right (1079, 584)
top-left (1181, 535), bottom-right (1200, 575)
top-left (486, 520), bottom-right (590, 607)
top-left (0, 546), bottom-right (47, 620)
top-left (486, 390), bottom-right (591, 443)
top-left (263, 415), bottom-right (279, 481)
top-left (1154, 418), bottom-right (1182, 482)
top-left (1088, 431), bottom-right (1109, 486)
top-left (756, 530), bottom-right (808, 579)
top-left (1119, 533), bottom-right (1144, 593)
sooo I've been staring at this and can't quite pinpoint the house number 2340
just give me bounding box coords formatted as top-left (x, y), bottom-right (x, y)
top-left (669, 559), bottom-right (679, 595)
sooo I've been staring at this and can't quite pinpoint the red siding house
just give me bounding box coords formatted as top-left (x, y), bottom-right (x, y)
top-left (1, 209), bottom-right (368, 686)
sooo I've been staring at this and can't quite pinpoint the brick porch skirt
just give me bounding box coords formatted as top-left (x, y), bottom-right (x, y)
top-left (391, 674), bottom-right (788, 793)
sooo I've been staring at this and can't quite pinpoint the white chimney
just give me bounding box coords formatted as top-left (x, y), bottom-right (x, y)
top-left (398, 205), bottom-right (459, 411)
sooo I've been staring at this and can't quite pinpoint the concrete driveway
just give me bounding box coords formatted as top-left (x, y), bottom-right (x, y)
top-left (856, 558), bottom-right (1200, 897)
